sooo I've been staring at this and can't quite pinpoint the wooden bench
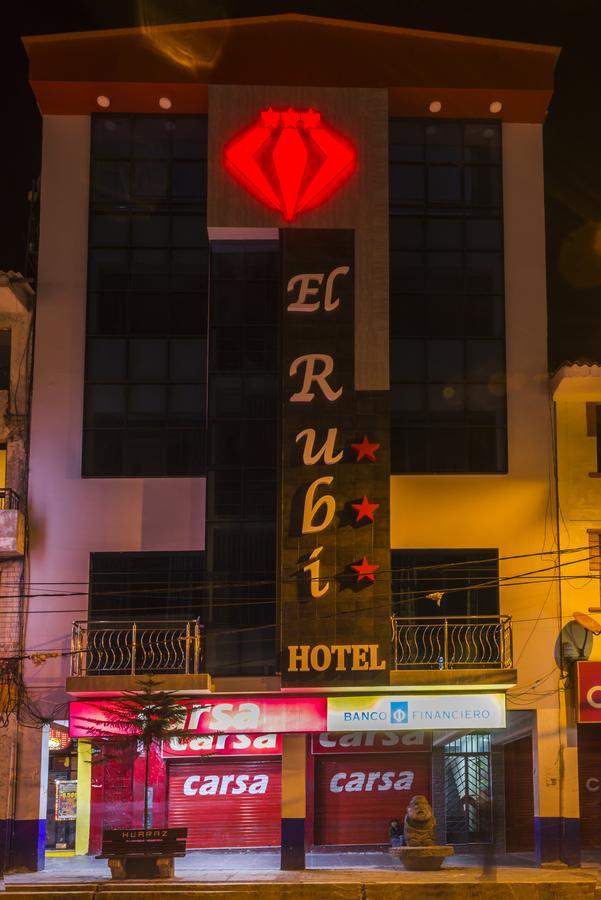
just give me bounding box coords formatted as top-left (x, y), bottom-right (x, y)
top-left (97, 827), bottom-right (187, 879)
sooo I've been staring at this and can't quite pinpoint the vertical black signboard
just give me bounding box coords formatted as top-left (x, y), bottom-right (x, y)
top-left (280, 229), bottom-right (391, 687)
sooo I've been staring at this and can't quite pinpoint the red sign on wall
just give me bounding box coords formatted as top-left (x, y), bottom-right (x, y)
top-left (70, 697), bottom-right (327, 738)
top-left (577, 661), bottom-right (601, 722)
top-left (163, 733), bottom-right (282, 758)
top-left (224, 107), bottom-right (357, 221)
top-left (312, 731), bottom-right (432, 754)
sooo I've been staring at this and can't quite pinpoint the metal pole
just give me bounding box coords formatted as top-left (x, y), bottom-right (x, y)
top-left (194, 621), bottom-right (200, 674)
top-left (443, 618), bottom-right (449, 669)
top-left (131, 622), bottom-right (137, 675)
top-left (185, 622), bottom-right (190, 674)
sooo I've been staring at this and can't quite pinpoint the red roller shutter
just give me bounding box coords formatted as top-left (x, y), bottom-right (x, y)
top-left (578, 724), bottom-right (601, 848)
top-left (314, 753), bottom-right (431, 846)
top-left (504, 736), bottom-right (534, 852)
top-left (168, 758), bottom-right (281, 849)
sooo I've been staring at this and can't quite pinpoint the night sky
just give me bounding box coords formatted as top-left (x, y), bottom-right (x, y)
top-left (3, 0), bottom-right (601, 370)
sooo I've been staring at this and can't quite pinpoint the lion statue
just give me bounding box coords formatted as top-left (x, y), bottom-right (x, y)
top-left (403, 795), bottom-right (437, 847)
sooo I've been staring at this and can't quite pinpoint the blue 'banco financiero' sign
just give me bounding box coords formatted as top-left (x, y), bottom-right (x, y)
top-left (327, 694), bottom-right (506, 731)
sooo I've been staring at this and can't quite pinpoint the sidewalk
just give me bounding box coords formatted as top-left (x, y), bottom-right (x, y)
top-left (3, 850), bottom-right (600, 893)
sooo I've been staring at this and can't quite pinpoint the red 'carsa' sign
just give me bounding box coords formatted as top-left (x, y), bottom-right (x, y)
top-left (577, 661), bottom-right (601, 722)
top-left (312, 731), bottom-right (431, 754)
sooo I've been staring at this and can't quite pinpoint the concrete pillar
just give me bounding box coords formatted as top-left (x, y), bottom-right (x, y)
top-left (533, 706), bottom-right (580, 866)
top-left (11, 723), bottom-right (49, 871)
top-left (0, 719), bottom-right (17, 874)
top-left (280, 733), bottom-right (307, 870)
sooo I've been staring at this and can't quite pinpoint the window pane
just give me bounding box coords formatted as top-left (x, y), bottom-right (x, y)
top-left (172, 161), bottom-right (205, 200)
top-left (90, 215), bottom-right (129, 247)
top-left (88, 294), bottom-right (127, 335)
top-left (390, 339), bottom-right (425, 382)
top-left (172, 118), bottom-right (207, 159)
top-left (91, 161), bottom-right (130, 202)
top-left (132, 161), bottom-right (169, 198)
top-left (129, 339), bottom-right (168, 380)
top-left (82, 429), bottom-right (124, 476)
top-left (170, 338), bottom-right (206, 381)
top-left (128, 385), bottom-right (167, 422)
top-left (428, 166), bottom-right (461, 203)
top-left (428, 341), bottom-right (464, 382)
top-left (88, 249), bottom-right (129, 290)
top-left (86, 338), bottom-right (127, 380)
top-left (168, 385), bottom-right (205, 423)
top-left (427, 219), bottom-right (462, 250)
top-left (92, 117), bottom-right (131, 158)
top-left (466, 219), bottom-right (502, 250)
top-left (84, 384), bottom-right (126, 425)
top-left (132, 118), bottom-right (171, 158)
top-left (390, 164), bottom-right (425, 203)
top-left (131, 214), bottom-right (170, 247)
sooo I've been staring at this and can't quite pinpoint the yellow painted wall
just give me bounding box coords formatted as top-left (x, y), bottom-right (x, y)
top-left (554, 385), bottom-right (601, 660)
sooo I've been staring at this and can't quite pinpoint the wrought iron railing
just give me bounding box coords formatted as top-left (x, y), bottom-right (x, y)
top-left (70, 619), bottom-right (202, 676)
top-left (0, 488), bottom-right (20, 510)
top-left (391, 615), bottom-right (513, 670)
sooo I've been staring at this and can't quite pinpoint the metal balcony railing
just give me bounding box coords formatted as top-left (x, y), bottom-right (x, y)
top-left (391, 615), bottom-right (513, 670)
top-left (0, 489), bottom-right (20, 510)
top-left (70, 619), bottom-right (202, 676)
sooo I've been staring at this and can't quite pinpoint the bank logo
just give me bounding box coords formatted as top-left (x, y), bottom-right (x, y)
top-left (390, 701), bottom-right (409, 725)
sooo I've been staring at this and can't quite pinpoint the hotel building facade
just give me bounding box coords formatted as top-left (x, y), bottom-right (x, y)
top-left (6, 12), bottom-right (600, 873)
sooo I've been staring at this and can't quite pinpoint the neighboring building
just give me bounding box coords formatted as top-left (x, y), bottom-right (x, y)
top-left (11, 13), bottom-right (580, 872)
top-left (552, 364), bottom-right (601, 854)
top-left (0, 272), bottom-right (34, 871)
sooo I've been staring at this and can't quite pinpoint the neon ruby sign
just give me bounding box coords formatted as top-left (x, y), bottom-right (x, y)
top-left (224, 107), bottom-right (357, 221)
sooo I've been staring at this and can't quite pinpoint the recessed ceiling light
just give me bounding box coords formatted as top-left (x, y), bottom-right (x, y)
top-left (96, 95), bottom-right (110, 109)
top-left (489, 101), bottom-right (502, 114)
top-left (159, 97), bottom-right (172, 110)
top-left (429, 100), bottom-right (442, 114)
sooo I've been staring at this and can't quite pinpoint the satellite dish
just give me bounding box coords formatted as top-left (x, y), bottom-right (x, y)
top-left (573, 611), bottom-right (601, 635)
top-left (559, 617), bottom-right (594, 663)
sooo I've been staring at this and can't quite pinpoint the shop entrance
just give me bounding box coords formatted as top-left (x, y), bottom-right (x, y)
top-left (444, 734), bottom-right (492, 844)
top-left (314, 752), bottom-right (431, 846)
top-left (45, 722), bottom-right (77, 854)
top-left (167, 758), bottom-right (281, 849)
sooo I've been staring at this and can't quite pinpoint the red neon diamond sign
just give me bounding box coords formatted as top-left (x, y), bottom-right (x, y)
top-left (224, 107), bottom-right (357, 222)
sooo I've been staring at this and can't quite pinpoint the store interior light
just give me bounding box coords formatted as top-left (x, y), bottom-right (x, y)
top-left (489, 100), bottom-right (502, 114)
top-left (429, 101), bottom-right (442, 113)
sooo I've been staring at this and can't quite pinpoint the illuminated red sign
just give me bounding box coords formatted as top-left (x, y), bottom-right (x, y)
top-left (162, 733), bottom-right (282, 758)
top-left (312, 731), bottom-right (431, 754)
top-left (577, 661), bottom-right (601, 722)
top-left (69, 697), bottom-right (327, 738)
top-left (224, 107), bottom-right (357, 221)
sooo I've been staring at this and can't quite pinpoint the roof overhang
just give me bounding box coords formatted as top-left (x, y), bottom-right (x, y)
top-left (23, 13), bottom-right (559, 122)
top-left (552, 364), bottom-right (601, 400)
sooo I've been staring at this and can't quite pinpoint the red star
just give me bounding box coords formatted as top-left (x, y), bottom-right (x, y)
top-left (351, 556), bottom-right (380, 583)
top-left (260, 107), bottom-right (280, 128)
top-left (351, 436), bottom-right (380, 462)
top-left (281, 107), bottom-right (300, 128)
top-left (301, 108), bottom-right (321, 129)
top-left (352, 496), bottom-right (379, 523)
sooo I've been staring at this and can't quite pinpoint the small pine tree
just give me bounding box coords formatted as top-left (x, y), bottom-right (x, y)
top-left (75, 677), bottom-right (197, 829)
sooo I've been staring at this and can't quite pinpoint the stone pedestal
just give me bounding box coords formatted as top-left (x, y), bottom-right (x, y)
top-left (390, 845), bottom-right (455, 870)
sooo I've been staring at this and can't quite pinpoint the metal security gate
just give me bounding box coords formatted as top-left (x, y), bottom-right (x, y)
top-left (167, 758), bottom-right (281, 849)
top-left (444, 734), bottom-right (492, 843)
top-left (578, 724), bottom-right (601, 848)
top-left (504, 735), bottom-right (534, 852)
top-left (314, 753), bottom-right (431, 846)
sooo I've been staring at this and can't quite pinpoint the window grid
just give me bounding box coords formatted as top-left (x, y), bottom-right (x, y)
top-left (83, 115), bottom-right (208, 477)
top-left (390, 119), bottom-right (507, 474)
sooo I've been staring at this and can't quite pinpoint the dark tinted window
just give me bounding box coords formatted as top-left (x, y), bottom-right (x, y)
top-left (390, 120), bottom-right (506, 473)
top-left (83, 115), bottom-right (208, 476)
top-left (204, 241), bottom-right (279, 676)
top-left (0, 331), bottom-right (11, 391)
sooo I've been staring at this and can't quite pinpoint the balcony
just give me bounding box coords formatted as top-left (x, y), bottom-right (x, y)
top-left (66, 619), bottom-right (212, 696)
top-left (0, 489), bottom-right (25, 557)
top-left (390, 615), bottom-right (517, 690)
